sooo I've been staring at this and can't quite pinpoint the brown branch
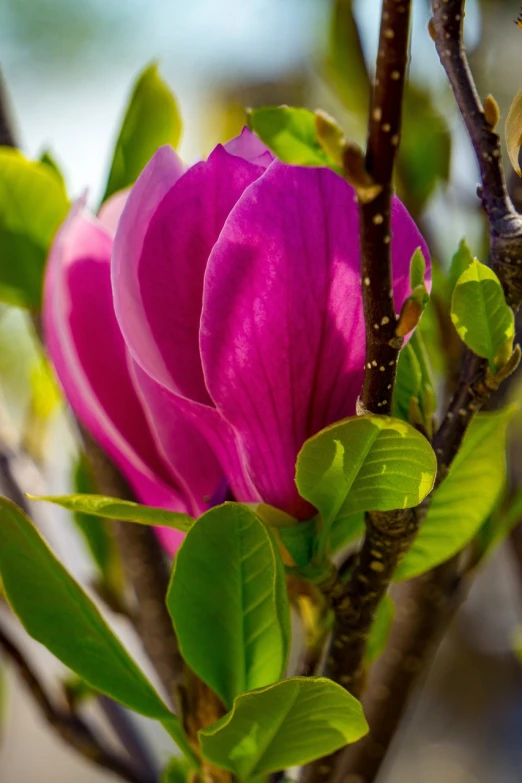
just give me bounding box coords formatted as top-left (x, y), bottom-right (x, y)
top-left (430, 0), bottom-right (522, 305)
top-left (0, 622), bottom-right (154, 783)
top-left (359, 0), bottom-right (412, 413)
top-left (302, 5), bottom-right (413, 782)
top-left (0, 68), bottom-right (16, 148)
top-left (331, 5), bottom-right (522, 780)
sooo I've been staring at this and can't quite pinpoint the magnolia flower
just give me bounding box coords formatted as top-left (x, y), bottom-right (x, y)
top-left (44, 129), bottom-right (429, 553)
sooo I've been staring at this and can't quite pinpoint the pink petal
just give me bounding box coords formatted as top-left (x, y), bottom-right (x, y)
top-left (224, 127), bottom-right (275, 168)
top-left (113, 143), bottom-right (265, 405)
top-left (201, 163), bottom-right (429, 518)
top-left (43, 204), bottom-right (190, 531)
top-left (98, 189), bottom-right (130, 236)
top-left (112, 146), bottom-right (185, 393)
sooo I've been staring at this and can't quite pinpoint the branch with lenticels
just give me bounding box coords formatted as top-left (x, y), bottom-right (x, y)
top-left (333, 3), bottom-right (522, 782)
top-left (302, 3), bottom-right (415, 781)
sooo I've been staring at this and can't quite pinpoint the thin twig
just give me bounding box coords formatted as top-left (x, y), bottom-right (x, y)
top-left (430, 0), bottom-right (522, 304)
top-left (0, 622), bottom-right (155, 783)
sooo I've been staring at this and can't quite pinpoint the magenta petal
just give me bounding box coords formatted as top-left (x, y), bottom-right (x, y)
top-left (43, 204), bottom-right (190, 525)
top-left (224, 127), bottom-right (275, 168)
top-left (130, 360), bottom-right (260, 507)
top-left (129, 359), bottom-right (226, 515)
top-left (201, 163), bottom-right (429, 517)
top-left (113, 143), bottom-right (265, 404)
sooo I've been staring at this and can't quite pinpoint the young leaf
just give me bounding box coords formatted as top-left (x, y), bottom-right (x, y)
top-left (451, 259), bottom-right (514, 371)
top-left (39, 150), bottom-right (66, 188)
top-left (198, 677), bottom-right (368, 781)
top-left (167, 503), bottom-right (290, 709)
top-left (395, 407), bottom-right (514, 581)
top-left (393, 342), bottom-right (422, 423)
top-left (366, 594), bottom-right (395, 665)
top-left (102, 64), bottom-right (182, 202)
top-left (0, 498), bottom-right (175, 720)
top-left (0, 148), bottom-right (69, 309)
top-left (30, 493), bottom-right (193, 532)
top-left (448, 239), bottom-right (474, 294)
top-left (161, 757), bottom-right (195, 783)
top-left (247, 107), bottom-right (336, 169)
top-left (296, 416), bottom-right (436, 557)
top-left (505, 86), bottom-right (522, 177)
top-left (329, 512), bottom-right (365, 554)
top-left (394, 331), bottom-right (436, 436)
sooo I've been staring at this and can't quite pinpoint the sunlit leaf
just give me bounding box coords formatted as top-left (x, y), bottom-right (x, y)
top-left (506, 86), bottom-right (522, 177)
top-left (296, 416), bottom-right (436, 558)
top-left (248, 107), bottom-right (335, 169)
top-left (0, 148), bottom-right (69, 309)
top-left (103, 63), bottom-right (182, 202)
top-left (451, 259), bottom-right (514, 371)
top-left (199, 677), bottom-right (368, 781)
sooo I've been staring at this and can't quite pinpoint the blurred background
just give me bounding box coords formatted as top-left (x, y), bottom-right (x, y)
top-left (2, 0), bottom-right (522, 780)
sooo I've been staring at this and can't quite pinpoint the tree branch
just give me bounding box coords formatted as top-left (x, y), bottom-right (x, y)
top-left (430, 0), bottom-right (522, 305)
top-left (359, 0), bottom-right (412, 413)
top-left (302, 5), bottom-right (413, 781)
top-left (331, 4), bottom-right (522, 780)
top-left (0, 622), bottom-right (155, 783)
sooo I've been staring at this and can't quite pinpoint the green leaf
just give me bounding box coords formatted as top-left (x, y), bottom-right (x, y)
top-left (474, 487), bottom-right (522, 563)
top-left (451, 259), bottom-right (514, 371)
top-left (278, 517), bottom-right (317, 569)
top-left (39, 150), bottom-right (66, 189)
top-left (329, 512), bottom-right (365, 553)
top-left (29, 492), bottom-right (193, 532)
top-left (247, 107), bottom-right (335, 169)
top-left (393, 342), bottom-right (422, 423)
top-left (410, 247), bottom-right (426, 291)
top-left (296, 416), bottom-right (436, 558)
top-left (199, 677), bottom-right (368, 780)
top-left (167, 503), bottom-right (290, 709)
top-left (102, 64), bottom-right (182, 202)
top-left (324, 0), bottom-right (369, 126)
top-left (70, 456), bottom-right (121, 587)
top-left (399, 84), bottom-right (452, 214)
top-left (0, 148), bottom-right (69, 309)
top-left (366, 594), bottom-right (395, 665)
top-left (0, 497), bottom-right (174, 720)
top-left (394, 331), bottom-right (436, 436)
top-left (395, 407), bottom-right (514, 581)
top-left (448, 239), bottom-right (474, 294)
top-left (161, 757), bottom-right (195, 783)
